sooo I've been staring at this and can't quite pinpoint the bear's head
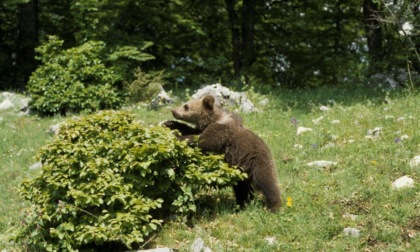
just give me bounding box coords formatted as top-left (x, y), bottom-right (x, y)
top-left (171, 95), bottom-right (219, 130)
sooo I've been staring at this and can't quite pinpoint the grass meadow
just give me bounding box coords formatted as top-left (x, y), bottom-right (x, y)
top-left (0, 86), bottom-right (419, 251)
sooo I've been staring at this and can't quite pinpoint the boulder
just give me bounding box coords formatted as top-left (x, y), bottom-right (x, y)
top-left (192, 83), bottom-right (257, 113)
top-left (0, 99), bottom-right (14, 111)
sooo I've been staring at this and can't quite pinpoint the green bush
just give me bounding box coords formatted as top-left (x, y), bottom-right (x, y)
top-left (27, 36), bottom-right (124, 116)
top-left (126, 68), bottom-right (165, 103)
top-left (15, 110), bottom-right (245, 251)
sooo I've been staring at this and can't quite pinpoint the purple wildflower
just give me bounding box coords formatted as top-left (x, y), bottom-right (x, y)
top-left (291, 117), bottom-right (298, 127)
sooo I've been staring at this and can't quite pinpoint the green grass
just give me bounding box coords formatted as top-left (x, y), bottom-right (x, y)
top-left (1, 87), bottom-right (419, 251)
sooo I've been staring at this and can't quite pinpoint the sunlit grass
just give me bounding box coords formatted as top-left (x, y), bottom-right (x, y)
top-left (1, 87), bottom-right (419, 251)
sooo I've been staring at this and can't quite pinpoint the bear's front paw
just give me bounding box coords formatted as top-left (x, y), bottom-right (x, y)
top-left (160, 120), bottom-right (177, 129)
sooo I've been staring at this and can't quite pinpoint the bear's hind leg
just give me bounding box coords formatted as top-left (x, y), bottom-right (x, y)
top-left (233, 180), bottom-right (254, 209)
top-left (253, 174), bottom-right (282, 212)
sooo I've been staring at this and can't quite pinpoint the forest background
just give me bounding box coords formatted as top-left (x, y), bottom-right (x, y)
top-left (1, 0), bottom-right (420, 93)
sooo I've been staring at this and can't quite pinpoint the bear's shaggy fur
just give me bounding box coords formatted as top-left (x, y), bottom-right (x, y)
top-left (163, 95), bottom-right (281, 212)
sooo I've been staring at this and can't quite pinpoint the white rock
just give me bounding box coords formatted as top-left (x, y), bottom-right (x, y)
top-left (150, 86), bottom-right (173, 108)
top-left (240, 99), bottom-right (258, 113)
top-left (322, 142), bottom-right (336, 149)
top-left (320, 106), bottom-right (330, 112)
top-left (297, 126), bottom-right (313, 135)
top-left (306, 160), bottom-right (337, 168)
top-left (384, 115), bottom-right (394, 119)
top-left (392, 175), bottom-right (414, 189)
top-left (1, 91), bottom-right (15, 99)
top-left (372, 127), bottom-right (382, 135)
top-left (343, 227), bottom-right (360, 238)
top-left (157, 86), bottom-right (173, 103)
top-left (293, 144), bottom-right (303, 149)
top-left (191, 238), bottom-right (212, 252)
top-left (385, 78), bottom-right (399, 89)
top-left (400, 135), bottom-right (409, 140)
top-left (312, 116), bottom-right (324, 125)
top-left (259, 98), bottom-right (269, 106)
top-left (0, 99), bottom-right (14, 111)
top-left (192, 83), bottom-right (257, 113)
top-left (366, 127), bottom-right (382, 139)
top-left (29, 162), bottom-right (42, 171)
top-left (409, 156), bottom-right (420, 168)
top-left (48, 123), bottom-right (63, 135)
top-left (397, 117), bottom-right (405, 122)
top-left (264, 236), bottom-right (277, 245)
top-left (136, 248), bottom-right (178, 252)
top-left (342, 213), bottom-right (358, 221)
top-left (331, 120), bottom-right (340, 124)
top-left (18, 97), bottom-right (31, 109)
top-left (347, 139), bottom-right (355, 143)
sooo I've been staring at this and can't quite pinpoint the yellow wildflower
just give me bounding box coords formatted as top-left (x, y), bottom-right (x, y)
top-left (286, 197), bottom-right (293, 207)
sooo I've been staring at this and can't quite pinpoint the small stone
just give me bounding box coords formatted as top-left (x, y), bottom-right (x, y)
top-left (320, 106), bottom-right (330, 112)
top-left (29, 162), bottom-right (42, 171)
top-left (366, 127), bottom-right (382, 140)
top-left (401, 135), bottom-right (409, 140)
top-left (264, 236), bottom-right (277, 245)
top-left (342, 213), bottom-right (358, 221)
top-left (190, 238), bottom-right (212, 252)
top-left (293, 144), bottom-right (303, 149)
top-left (136, 248), bottom-right (179, 252)
top-left (322, 142), bottom-right (336, 149)
top-left (331, 120), bottom-right (340, 124)
top-left (259, 98), bottom-right (269, 106)
top-left (392, 175), bottom-right (414, 189)
top-left (409, 156), bottom-right (420, 168)
top-left (312, 116), bottom-right (324, 125)
top-left (48, 123), bottom-right (62, 135)
top-left (372, 127), bottom-right (382, 135)
top-left (306, 160), bottom-right (337, 168)
top-left (343, 227), bottom-right (360, 237)
top-left (297, 126), bottom-right (313, 135)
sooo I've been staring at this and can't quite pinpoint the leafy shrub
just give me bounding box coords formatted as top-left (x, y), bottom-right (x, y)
top-left (126, 68), bottom-right (165, 103)
top-left (15, 110), bottom-right (245, 251)
top-left (27, 36), bottom-right (124, 116)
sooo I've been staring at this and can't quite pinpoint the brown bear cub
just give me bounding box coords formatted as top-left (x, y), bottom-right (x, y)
top-left (163, 95), bottom-right (281, 212)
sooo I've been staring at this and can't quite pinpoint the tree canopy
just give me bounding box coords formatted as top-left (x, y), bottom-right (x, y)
top-left (1, 0), bottom-right (419, 91)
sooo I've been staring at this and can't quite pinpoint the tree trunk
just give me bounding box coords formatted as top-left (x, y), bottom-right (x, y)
top-left (17, 0), bottom-right (39, 90)
top-left (225, 0), bottom-right (256, 81)
top-left (363, 0), bottom-right (383, 63)
top-left (412, 0), bottom-right (420, 71)
top-left (240, 0), bottom-right (256, 81)
top-left (225, 0), bottom-right (242, 78)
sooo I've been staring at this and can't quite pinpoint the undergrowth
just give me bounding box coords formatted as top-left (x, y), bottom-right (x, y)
top-left (0, 86), bottom-right (419, 251)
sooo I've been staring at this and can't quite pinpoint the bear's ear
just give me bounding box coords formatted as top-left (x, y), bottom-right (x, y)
top-left (202, 95), bottom-right (215, 110)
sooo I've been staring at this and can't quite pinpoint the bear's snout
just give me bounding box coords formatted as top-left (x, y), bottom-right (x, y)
top-left (171, 109), bottom-right (181, 119)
